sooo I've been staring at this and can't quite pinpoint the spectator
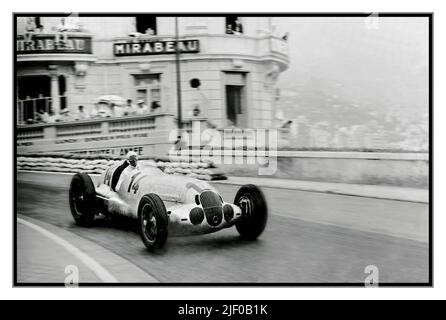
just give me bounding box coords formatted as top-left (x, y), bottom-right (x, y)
top-left (97, 102), bottom-right (110, 118)
top-left (34, 109), bottom-right (49, 123)
top-left (192, 105), bottom-right (200, 117)
top-left (55, 17), bottom-right (68, 45)
top-left (109, 103), bottom-right (123, 117)
top-left (47, 109), bottom-right (60, 123)
top-left (234, 19), bottom-right (243, 34)
top-left (24, 17), bottom-right (36, 43)
top-left (75, 105), bottom-right (89, 120)
top-left (66, 16), bottom-right (82, 32)
top-left (282, 32), bottom-right (289, 41)
top-left (150, 100), bottom-right (161, 112)
top-left (90, 103), bottom-right (102, 119)
top-left (59, 108), bottom-right (72, 121)
top-left (281, 120), bottom-right (292, 129)
top-left (226, 24), bottom-right (234, 34)
top-left (123, 99), bottom-right (136, 116)
top-left (136, 100), bottom-right (149, 115)
top-left (173, 135), bottom-right (187, 151)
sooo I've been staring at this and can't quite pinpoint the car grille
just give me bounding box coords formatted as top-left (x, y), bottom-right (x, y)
top-left (200, 191), bottom-right (223, 227)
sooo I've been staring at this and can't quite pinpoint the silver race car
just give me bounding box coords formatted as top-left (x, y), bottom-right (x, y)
top-left (68, 162), bottom-right (268, 250)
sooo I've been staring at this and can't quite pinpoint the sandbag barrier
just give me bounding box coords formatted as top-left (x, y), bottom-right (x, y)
top-left (17, 153), bottom-right (228, 181)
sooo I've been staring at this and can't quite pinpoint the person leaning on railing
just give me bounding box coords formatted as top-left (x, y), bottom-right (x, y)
top-left (74, 105), bottom-right (89, 120)
top-left (90, 103), bottom-right (102, 119)
top-left (24, 17), bottom-right (36, 43)
top-left (59, 108), bottom-right (73, 122)
top-left (108, 103), bottom-right (124, 118)
top-left (136, 100), bottom-right (149, 115)
top-left (123, 99), bottom-right (137, 116)
top-left (234, 19), bottom-right (243, 34)
top-left (34, 109), bottom-right (50, 123)
top-left (150, 100), bottom-right (161, 112)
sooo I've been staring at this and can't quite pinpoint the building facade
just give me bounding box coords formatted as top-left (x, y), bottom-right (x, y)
top-left (16, 15), bottom-right (289, 129)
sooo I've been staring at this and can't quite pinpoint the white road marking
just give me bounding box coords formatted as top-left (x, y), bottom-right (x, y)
top-left (17, 217), bottom-right (118, 283)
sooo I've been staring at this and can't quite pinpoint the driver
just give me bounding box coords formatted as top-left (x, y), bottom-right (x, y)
top-left (114, 151), bottom-right (140, 192)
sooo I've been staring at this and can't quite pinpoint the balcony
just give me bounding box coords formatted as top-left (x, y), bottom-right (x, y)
top-left (16, 32), bottom-right (96, 63)
top-left (17, 113), bottom-right (176, 156)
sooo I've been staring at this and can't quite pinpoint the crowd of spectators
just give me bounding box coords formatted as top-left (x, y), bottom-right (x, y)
top-left (225, 19), bottom-right (244, 35)
top-left (24, 17), bottom-right (84, 45)
top-left (26, 99), bottom-right (162, 124)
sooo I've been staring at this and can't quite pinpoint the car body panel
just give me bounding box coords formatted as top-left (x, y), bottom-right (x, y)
top-left (95, 162), bottom-right (242, 236)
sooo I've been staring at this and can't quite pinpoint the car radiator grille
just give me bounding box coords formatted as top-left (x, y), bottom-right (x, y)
top-left (200, 191), bottom-right (223, 227)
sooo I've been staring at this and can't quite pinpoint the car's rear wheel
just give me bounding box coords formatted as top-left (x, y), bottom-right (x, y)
top-left (234, 184), bottom-right (268, 240)
top-left (69, 173), bottom-right (97, 227)
top-left (138, 194), bottom-right (169, 250)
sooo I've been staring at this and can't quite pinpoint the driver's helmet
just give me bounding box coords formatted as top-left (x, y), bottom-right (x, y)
top-left (126, 151), bottom-right (138, 167)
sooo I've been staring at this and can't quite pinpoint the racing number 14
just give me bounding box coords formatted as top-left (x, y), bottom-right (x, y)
top-left (127, 173), bottom-right (147, 194)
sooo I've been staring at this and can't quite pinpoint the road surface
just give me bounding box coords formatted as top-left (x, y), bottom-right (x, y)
top-left (16, 173), bottom-right (429, 284)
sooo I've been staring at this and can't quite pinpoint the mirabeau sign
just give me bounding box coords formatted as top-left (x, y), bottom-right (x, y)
top-left (17, 35), bottom-right (92, 54)
top-left (113, 39), bottom-right (199, 56)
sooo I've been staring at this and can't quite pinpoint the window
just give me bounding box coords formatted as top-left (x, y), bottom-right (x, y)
top-left (135, 15), bottom-right (157, 35)
top-left (133, 74), bottom-right (162, 111)
top-left (17, 75), bottom-right (51, 124)
top-left (58, 75), bottom-right (66, 110)
top-left (34, 17), bottom-right (42, 30)
top-left (225, 15), bottom-right (243, 34)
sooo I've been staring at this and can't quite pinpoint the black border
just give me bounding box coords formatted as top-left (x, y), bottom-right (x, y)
top-left (13, 12), bottom-right (433, 287)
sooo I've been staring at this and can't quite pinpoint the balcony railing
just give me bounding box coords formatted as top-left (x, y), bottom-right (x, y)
top-left (17, 126), bottom-right (45, 141)
top-left (16, 112), bottom-right (176, 155)
top-left (17, 96), bottom-right (67, 125)
top-left (56, 122), bottom-right (102, 138)
top-left (108, 117), bottom-right (156, 134)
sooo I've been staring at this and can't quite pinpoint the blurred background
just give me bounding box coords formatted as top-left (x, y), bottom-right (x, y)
top-left (275, 17), bottom-right (428, 151)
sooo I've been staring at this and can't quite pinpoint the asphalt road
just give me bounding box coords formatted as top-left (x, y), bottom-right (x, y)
top-left (16, 175), bottom-right (429, 284)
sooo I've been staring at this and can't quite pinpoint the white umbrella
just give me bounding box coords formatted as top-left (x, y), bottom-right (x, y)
top-left (94, 95), bottom-right (126, 106)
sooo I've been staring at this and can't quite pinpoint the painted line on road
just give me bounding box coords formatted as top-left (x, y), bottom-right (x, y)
top-left (17, 217), bottom-right (118, 283)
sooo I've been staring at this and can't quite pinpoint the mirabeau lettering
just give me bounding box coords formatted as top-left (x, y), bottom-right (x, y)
top-left (17, 38), bottom-right (86, 53)
top-left (114, 39), bottom-right (199, 56)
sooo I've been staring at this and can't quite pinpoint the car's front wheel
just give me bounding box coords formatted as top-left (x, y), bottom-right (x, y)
top-left (138, 194), bottom-right (169, 250)
top-left (69, 173), bottom-right (97, 227)
top-left (234, 184), bottom-right (268, 240)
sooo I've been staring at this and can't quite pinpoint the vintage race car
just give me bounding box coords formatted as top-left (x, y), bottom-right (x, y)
top-left (68, 161), bottom-right (268, 250)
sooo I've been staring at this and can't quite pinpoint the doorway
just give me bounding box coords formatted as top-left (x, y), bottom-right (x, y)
top-left (225, 85), bottom-right (246, 127)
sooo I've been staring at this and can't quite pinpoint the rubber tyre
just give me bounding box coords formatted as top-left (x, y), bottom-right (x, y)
top-left (138, 194), bottom-right (169, 250)
top-left (69, 173), bottom-right (97, 227)
top-left (234, 184), bottom-right (268, 240)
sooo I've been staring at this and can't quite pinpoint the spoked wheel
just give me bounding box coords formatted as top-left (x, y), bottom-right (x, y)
top-left (69, 173), bottom-right (97, 227)
top-left (138, 194), bottom-right (168, 250)
top-left (234, 184), bottom-right (268, 240)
